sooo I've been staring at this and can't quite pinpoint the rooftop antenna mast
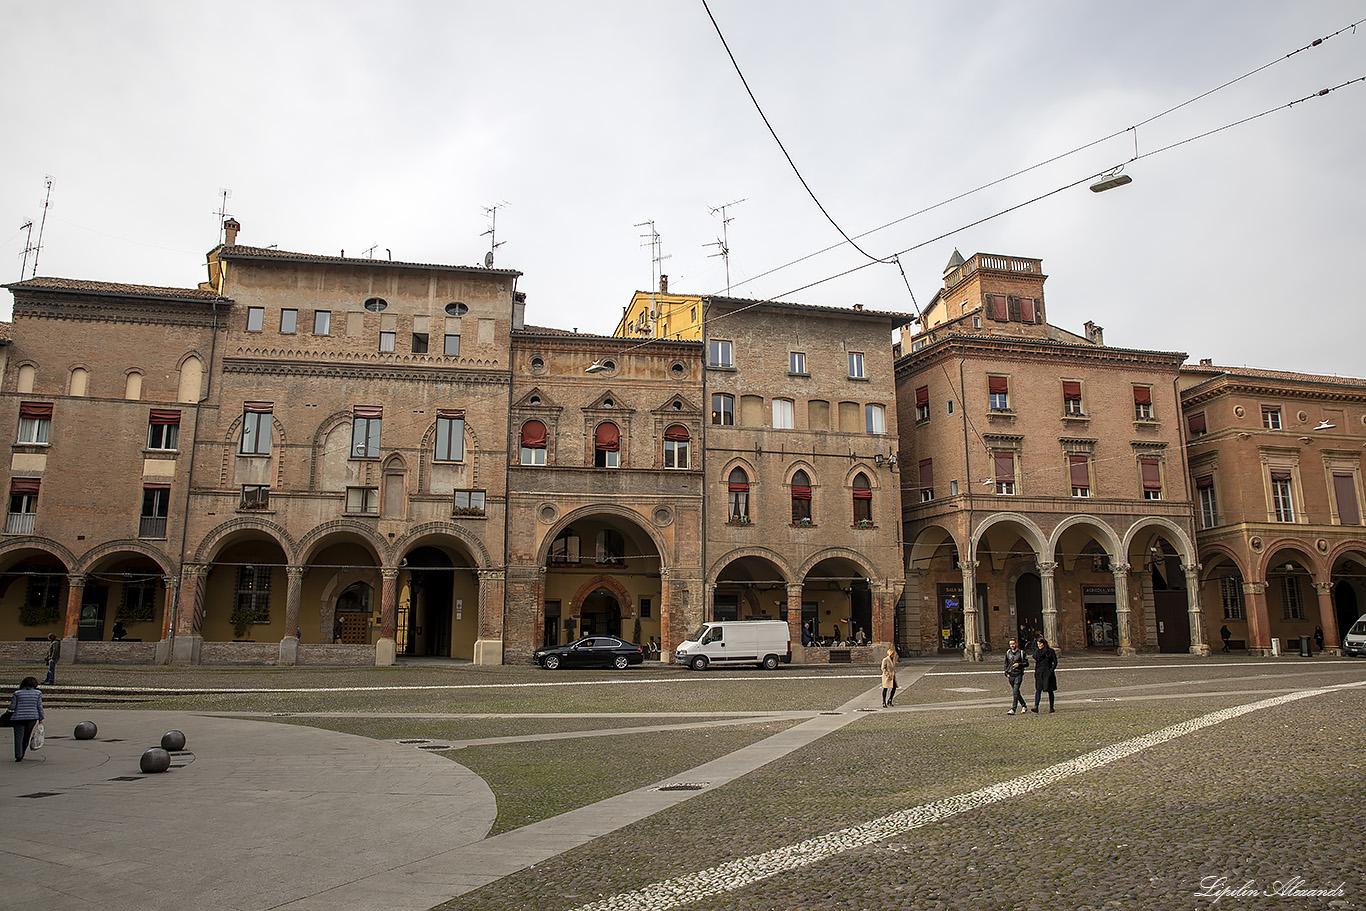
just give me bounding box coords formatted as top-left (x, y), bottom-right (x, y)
top-left (482, 202), bottom-right (508, 267)
top-left (706, 198), bottom-right (745, 295)
top-left (635, 220), bottom-right (670, 337)
top-left (18, 220), bottom-right (34, 281)
top-left (29, 176), bottom-right (54, 279)
top-left (214, 188), bottom-right (232, 244)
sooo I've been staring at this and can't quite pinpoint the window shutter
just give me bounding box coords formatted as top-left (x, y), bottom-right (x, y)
top-left (1333, 473), bottom-right (1360, 525)
top-left (1132, 386), bottom-right (1152, 406)
top-left (19, 402), bottom-right (53, 419)
top-left (1069, 455), bottom-right (1089, 488)
top-left (1141, 459), bottom-right (1162, 491)
top-left (149, 409), bottom-right (182, 425)
top-left (915, 386), bottom-right (929, 406)
top-left (919, 459), bottom-right (934, 495)
top-left (594, 423), bottom-right (620, 452)
top-left (521, 420), bottom-right (547, 448)
top-left (1007, 296), bottom-right (1021, 322)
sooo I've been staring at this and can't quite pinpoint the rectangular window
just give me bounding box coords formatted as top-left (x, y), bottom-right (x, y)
top-left (988, 375), bottom-right (1009, 411)
top-left (346, 486), bottom-right (379, 514)
top-left (379, 331), bottom-right (396, 352)
top-left (1271, 470), bottom-right (1295, 522)
top-left (772, 398), bottom-right (795, 430)
top-left (139, 485), bottom-right (170, 538)
top-left (1197, 477), bottom-right (1218, 528)
top-left (434, 410), bottom-right (465, 462)
top-left (240, 403), bottom-right (273, 455)
top-left (6, 478), bottom-right (39, 535)
top-left (709, 339), bottom-right (733, 368)
top-left (444, 334), bottom-right (461, 356)
top-left (235, 565), bottom-right (272, 627)
top-left (452, 489), bottom-right (486, 516)
top-left (280, 309), bottom-right (298, 334)
top-left (640, 597), bottom-right (652, 618)
top-left (1063, 381), bottom-right (1083, 416)
top-left (351, 406), bottom-right (382, 458)
top-left (994, 451), bottom-right (1015, 495)
top-left (1141, 458), bottom-right (1162, 500)
top-left (522, 447), bottom-right (547, 466)
top-left (240, 485), bottom-right (270, 510)
top-left (919, 459), bottom-right (934, 502)
top-left (246, 307), bottom-right (264, 331)
top-left (711, 393), bottom-right (734, 426)
top-left (789, 352), bottom-right (807, 375)
top-left (1262, 406), bottom-right (1282, 430)
top-left (728, 489), bottom-right (749, 523)
top-left (865, 403), bottom-right (886, 434)
top-left (17, 402), bottom-right (53, 444)
top-left (1069, 454), bottom-right (1090, 498)
top-left (1281, 575), bottom-right (1304, 620)
top-left (848, 352), bottom-right (865, 378)
top-left (313, 310), bottom-right (331, 335)
top-left (1333, 472), bottom-right (1360, 525)
top-left (412, 332), bottom-right (429, 354)
top-left (1220, 577), bottom-right (1245, 620)
top-left (147, 409), bottom-right (181, 450)
top-left (915, 386), bottom-right (930, 422)
top-left (1133, 386), bottom-right (1153, 420)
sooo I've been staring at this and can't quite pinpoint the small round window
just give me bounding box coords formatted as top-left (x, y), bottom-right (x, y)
top-left (602, 360), bottom-right (616, 371)
top-left (364, 297), bottom-right (388, 312)
top-left (670, 362), bottom-right (685, 378)
top-left (445, 302), bottom-right (469, 316)
top-left (530, 356), bottom-right (544, 370)
top-left (671, 401), bottom-right (682, 411)
top-left (603, 398), bottom-right (614, 408)
top-left (529, 395), bottom-right (541, 406)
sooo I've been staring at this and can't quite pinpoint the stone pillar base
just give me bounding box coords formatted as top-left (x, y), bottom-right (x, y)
top-left (155, 638), bottom-right (172, 665)
top-left (790, 644), bottom-right (807, 664)
top-left (1116, 646), bottom-right (1137, 657)
top-left (660, 649), bottom-right (674, 664)
top-left (1189, 644), bottom-right (1211, 657)
top-left (278, 636), bottom-right (299, 666)
top-left (375, 637), bottom-right (396, 666)
top-left (171, 635), bottom-right (202, 666)
top-left (473, 638), bottom-right (504, 666)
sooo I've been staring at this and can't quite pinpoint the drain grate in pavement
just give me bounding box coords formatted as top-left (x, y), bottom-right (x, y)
top-left (108, 776), bottom-right (144, 782)
top-left (398, 739), bottom-right (431, 744)
top-left (416, 744), bottom-right (452, 750)
top-left (820, 711), bottom-right (842, 715)
top-left (658, 783), bottom-right (706, 791)
top-left (20, 791), bottom-right (62, 798)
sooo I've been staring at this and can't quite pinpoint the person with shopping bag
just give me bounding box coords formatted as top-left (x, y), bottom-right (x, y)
top-left (8, 676), bottom-right (44, 761)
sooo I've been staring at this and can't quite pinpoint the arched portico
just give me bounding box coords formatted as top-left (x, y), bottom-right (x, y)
top-left (0, 541), bottom-right (72, 644)
top-left (1125, 519), bottom-right (1206, 655)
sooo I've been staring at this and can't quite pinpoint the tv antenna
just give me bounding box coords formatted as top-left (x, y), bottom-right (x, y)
top-left (706, 198), bottom-right (745, 295)
top-left (635, 220), bottom-right (671, 337)
top-left (361, 244), bottom-right (380, 260)
top-left (27, 176), bottom-right (54, 279)
top-left (214, 188), bottom-right (232, 244)
top-left (482, 202), bottom-right (508, 266)
top-left (18, 220), bottom-right (35, 280)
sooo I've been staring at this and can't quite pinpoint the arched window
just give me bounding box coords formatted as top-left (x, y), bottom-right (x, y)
top-left (177, 355), bottom-right (203, 404)
top-left (852, 472), bottom-right (872, 525)
top-left (17, 365), bottom-right (35, 394)
top-left (124, 371), bottom-right (143, 401)
top-left (664, 424), bottom-right (690, 469)
top-left (69, 367), bottom-right (89, 397)
top-left (594, 422), bottom-right (620, 468)
top-left (728, 468), bottom-right (750, 524)
top-left (596, 528), bottom-right (625, 564)
top-left (550, 527), bottom-right (581, 563)
top-left (791, 470), bottom-right (812, 524)
top-left (521, 420), bottom-right (547, 465)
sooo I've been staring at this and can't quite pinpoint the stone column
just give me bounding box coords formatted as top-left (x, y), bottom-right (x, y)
top-left (1112, 562), bottom-right (1134, 656)
top-left (159, 575), bottom-right (177, 641)
top-left (787, 582), bottom-right (804, 658)
top-left (1243, 581), bottom-right (1269, 655)
top-left (62, 574), bottom-right (85, 640)
top-left (702, 581), bottom-right (716, 624)
top-left (379, 568), bottom-right (399, 638)
top-left (169, 563), bottom-right (209, 665)
top-left (1038, 561), bottom-right (1059, 649)
top-left (283, 566), bottom-right (304, 638)
top-left (1183, 562), bottom-right (1208, 655)
top-left (1314, 581), bottom-right (1340, 655)
top-left (960, 559), bottom-right (981, 661)
top-left (474, 568), bottom-right (506, 666)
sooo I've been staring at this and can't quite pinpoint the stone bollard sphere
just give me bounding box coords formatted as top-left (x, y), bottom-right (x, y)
top-left (140, 748), bottom-right (171, 773)
top-left (160, 730), bottom-right (186, 751)
top-left (73, 721), bottom-right (98, 740)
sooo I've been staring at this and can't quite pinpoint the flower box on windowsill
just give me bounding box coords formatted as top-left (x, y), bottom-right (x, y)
top-left (854, 520), bottom-right (876, 529)
top-left (793, 519), bottom-right (815, 528)
top-left (729, 518), bottom-right (752, 527)
top-left (452, 507), bottom-right (486, 518)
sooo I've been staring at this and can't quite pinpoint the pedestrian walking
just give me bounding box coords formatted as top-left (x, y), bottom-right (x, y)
top-left (1004, 638), bottom-right (1028, 714)
top-left (8, 676), bottom-right (44, 761)
top-left (1032, 637), bottom-right (1058, 713)
top-left (1220, 624), bottom-right (1231, 654)
top-left (333, 616), bottom-right (343, 643)
top-left (112, 621), bottom-right (127, 641)
top-left (1314, 626), bottom-right (1325, 653)
top-left (43, 634), bottom-right (59, 685)
top-left (880, 646), bottom-right (898, 707)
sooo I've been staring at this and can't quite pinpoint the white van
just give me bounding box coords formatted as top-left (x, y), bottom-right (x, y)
top-left (674, 620), bottom-right (791, 671)
top-left (1343, 614), bottom-right (1366, 657)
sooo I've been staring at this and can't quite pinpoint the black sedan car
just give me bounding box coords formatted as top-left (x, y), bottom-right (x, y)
top-left (533, 636), bottom-right (645, 670)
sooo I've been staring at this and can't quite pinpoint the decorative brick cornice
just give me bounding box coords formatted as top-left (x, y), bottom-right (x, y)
top-left (222, 356), bottom-right (510, 384)
top-left (897, 333), bottom-right (1185, 378)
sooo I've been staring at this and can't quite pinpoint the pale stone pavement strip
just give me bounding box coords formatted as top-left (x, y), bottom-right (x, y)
top-left (566, 679), bottom-right (1366, 911)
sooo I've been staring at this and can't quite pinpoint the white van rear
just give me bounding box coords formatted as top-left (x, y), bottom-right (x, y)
top-left (1344, 613), bottom-right (1366, 656)
top-left (674, 620), bottom-right (791, 671)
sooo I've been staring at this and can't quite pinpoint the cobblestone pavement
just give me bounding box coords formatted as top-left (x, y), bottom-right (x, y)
top-left (436, 659), bottom-right (1366, 911)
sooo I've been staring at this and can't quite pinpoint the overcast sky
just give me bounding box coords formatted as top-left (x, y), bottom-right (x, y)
top-left (2, 2), bottom-right (1363, 376)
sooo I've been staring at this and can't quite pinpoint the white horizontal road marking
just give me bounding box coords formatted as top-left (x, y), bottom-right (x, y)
top-left (570, 680), bottom-right (1366, 911)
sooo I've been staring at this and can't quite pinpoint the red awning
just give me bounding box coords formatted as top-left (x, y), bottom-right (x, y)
top-left (149, 409), bottom-right (181, 425)
top-left (988, 376), bottom-right (1009, 395)
top-left (790, 485), bottom-right (812, 500)
top-left (853, 488), bottom-right (873, 499)
top-left (353, 405), bottom-right (383, 419)
top-left (437, 408), bottom-right (466, 419)
top-left (990, 295), bottom-right (1007, 320)
top-left (915, 386), bottom-right (929, 406)
top-left (728, 482), bottom-right (750, 492)
top-left (1020, 298), bottom-right (1035, 323)
top-left (1187, 412), bottom-right (1207, 434)
top-left (19, 402), bottom-right (53, 419)
top-left (1069, 454), bottom-right (1089, 488)
top-left (1062, 382), bottom-right (1082, 401)
top-left (521, 420), bottom-right (547, 448)
top-left (918, 459), bottom-right (934, 492)
top-left (1141, 459), bottom-right (1162, 491)
top-left (594, 422), bottom-right (620, 452)
top-left (994, 452), bottom-right (1014, 482)
top-left (1132, 386), bottom-right (1152, 405)
top-left (243, 401), bottom-right (274, 414)
top-left (10, 477), bottom-right (40, 494)
top-left (664, 424), bottom-right (690, 442)
top-left (1196, 475), bottom-right (1214, 489)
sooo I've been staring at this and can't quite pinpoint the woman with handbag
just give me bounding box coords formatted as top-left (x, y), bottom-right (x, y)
top-left (8, 676), bottom-right (44, 761)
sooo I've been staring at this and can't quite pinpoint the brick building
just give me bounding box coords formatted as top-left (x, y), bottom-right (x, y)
top-left (1179, 363), bottom-right (1366, 655)
top-left (895, 252), bottom-right (1205, 657)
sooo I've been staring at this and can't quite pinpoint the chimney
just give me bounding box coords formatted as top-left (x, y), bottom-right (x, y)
top-left (1083, 320), bottom-right (1104, 346)
top-left (1199, 358), bottom-right (1213, 367)
top-left (659, 274), bottom-right (668, 294)
top-left (223, 217), bottom-right (240, 246)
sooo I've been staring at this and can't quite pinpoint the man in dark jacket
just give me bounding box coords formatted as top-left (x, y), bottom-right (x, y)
top-left (44, 634), bottom-right (59, 685)
top-left (1032, 638), bottom-right (1059, 713)
top-left (1004, 638), bottom-right (1028, 715)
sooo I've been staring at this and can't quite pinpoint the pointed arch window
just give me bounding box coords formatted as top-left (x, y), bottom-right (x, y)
top-left (728, 468), bottom-right (750, 524)
top-left (790, 469), bottom-right (812, 524)
top-left (852, 472), bottom-right (873, 524)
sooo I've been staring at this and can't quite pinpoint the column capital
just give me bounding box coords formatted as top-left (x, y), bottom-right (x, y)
top-left (162, 575), bottom-right (177, 588)
top-left (477, 568), bottom-right (505, 583)
top-left (786, 582), bottom-right (804, 594)
top-left (1111, 562), bottom-right (1131, 575)
top-left (380, 567), bottom-right (400, 581)
top-left (1244, 580), bottom-right (1267, 595)
top-left (1313, 580), bottom-right (1332, 595)
top-left (959, 559), bottom-right (978, 572)
top-left (67, 573), bottom-right (87, 587)
top-left (1182, 562), bottom-right (1201, 575)
top-left (286, 565), bottom-right (306, 581)
top-left (1036, 561), bottom-right (1057, 576)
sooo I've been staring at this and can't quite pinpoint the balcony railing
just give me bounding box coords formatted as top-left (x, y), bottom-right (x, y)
top-left (139, 516), bottom-right (168, 538)
top-left (4, 512), bottom-right (35, 535)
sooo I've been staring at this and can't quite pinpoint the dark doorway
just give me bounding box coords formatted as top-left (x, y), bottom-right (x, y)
top-left (1334, 580), bottom-right (1359, 640)
top-left (1015, 574), bottom-right (1042, 644)
top-left (850, 580), bottom-right (872, 644)
top-left (580, 589), bottom-right (621, 637)
top-left (401, 547), bottom-right (456, 657)
top-left (77, 587), bottom-right (108, 641)
top-left (335, 582), bottom-right (372, 645)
